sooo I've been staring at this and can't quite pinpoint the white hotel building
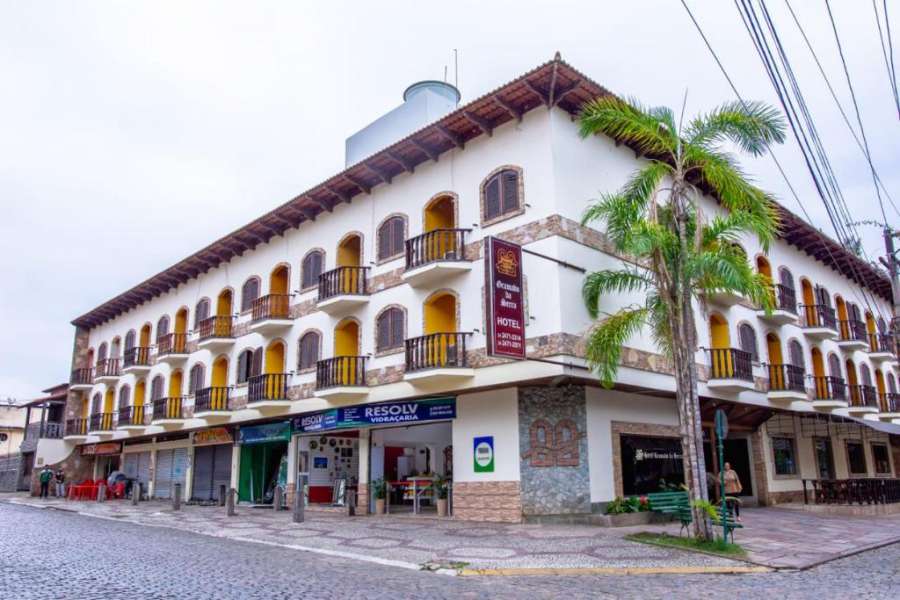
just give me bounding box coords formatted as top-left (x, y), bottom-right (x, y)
top-left (28, 57), bottom-right (900, 521)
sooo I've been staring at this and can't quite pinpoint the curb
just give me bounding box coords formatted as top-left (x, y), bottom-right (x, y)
top-left (458, 565), bottom-right (772, 576)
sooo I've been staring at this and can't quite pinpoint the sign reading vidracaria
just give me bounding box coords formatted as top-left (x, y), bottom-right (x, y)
top-left (484, 236), bottom-right (526, 359)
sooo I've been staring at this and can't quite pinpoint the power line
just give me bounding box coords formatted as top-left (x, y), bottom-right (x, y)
top-left (874, 0), bottom-right (900, 119)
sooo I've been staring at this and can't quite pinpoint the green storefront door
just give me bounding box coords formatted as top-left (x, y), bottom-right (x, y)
top-left (237, 422), bottom-right (291, 504)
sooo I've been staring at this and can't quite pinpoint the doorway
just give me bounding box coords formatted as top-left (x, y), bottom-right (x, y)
top-left (239, 442), bottom-right (288, 504)
top-left (813, 437), bottom-right (835, 480)
top-left (722, 437), bottom-right (755, 505)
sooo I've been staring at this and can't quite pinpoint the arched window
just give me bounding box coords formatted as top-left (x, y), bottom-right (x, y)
top-left (189, 363), bottom-right (205, 394)
top-left (482, 168), bottom-right (521, 222)
top-left (150, 376), bottom-right (164, 401)
top-left (738, 323), bottom-right (758, 362)
top-left (828, 353), bottom-right (843, 380)
top-left (788, 340), bottom-right (805, 369)
top-left (241, 277), bottom-right (260, 312)
top-left (118, 385), bottom-right (130, 409)
top-left (377, 216), bottom-right (406, 261)
top-left (860, 364), bottom-right (872, 386)
top-left (124, 330), bottom-right (136, 351)
top-left (877, 317), bottom-right (887, 333)
top-left (97, 342), bottom-right (108, 362)
top-left (236, 349), bottom-right (261, 384)
top-left (376, 307), bottom-right (405, 352)
top-left (194, 298), bottom-right (210, 328)
top-left (301, 251), bottom-right (324, 290)
top-left (889, 373), bottom-right (897, 394)
top-left (298, 332), bottom-right (320, 370)
top-left (157, 316), bottom-right (170, 340)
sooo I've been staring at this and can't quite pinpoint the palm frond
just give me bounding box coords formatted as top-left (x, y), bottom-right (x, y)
top-left (579, 96), bottom-right (676, 158)
top-left (584, 306), bottom-right (649, 387)
top-left (685, 100), bottom-right (786, 156)
top-left (689, 246), bottom-right (773, 311)
top-left (645, 292), bottom-right (673, 357)
top-left (582, 269), bottom-right (653, 319)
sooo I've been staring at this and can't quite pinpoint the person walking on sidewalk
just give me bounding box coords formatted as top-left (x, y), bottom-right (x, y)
top-left (723, 462), bottom-right (743, 522)
top-left (54, 468), bottom-right (66, 498)
top-left (38, 466), bottom-right (53, 499)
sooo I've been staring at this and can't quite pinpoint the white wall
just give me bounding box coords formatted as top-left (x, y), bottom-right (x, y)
top-left (452, 387), bottom-right (520, 483)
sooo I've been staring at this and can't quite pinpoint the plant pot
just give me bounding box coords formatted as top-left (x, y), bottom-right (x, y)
top-left (436, 498), bottom-right (448, 517)
top-left (375, 498), bottom-right (385, 515)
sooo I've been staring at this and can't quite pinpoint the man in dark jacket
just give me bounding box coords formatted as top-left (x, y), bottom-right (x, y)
top-left (38, 467), bottom-right (53, 499)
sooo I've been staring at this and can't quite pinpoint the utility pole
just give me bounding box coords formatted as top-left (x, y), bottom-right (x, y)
top-left (884, 226), bottom-right (900, 327)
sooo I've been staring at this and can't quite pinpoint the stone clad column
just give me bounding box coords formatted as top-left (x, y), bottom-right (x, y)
top-left (356, 429), bottom-right (370, 515)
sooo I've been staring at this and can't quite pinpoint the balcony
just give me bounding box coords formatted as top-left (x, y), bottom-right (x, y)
top-left (249, 295), bottom-right (292, 334)
top-left (156, 333), bottom-right (189, 365)
top-left (316, 266), bottom-right (370, 315)
top-left (810, 376), bottom-right (849, 411)
top-left (705, 348), bottom-right (755, 393)
top-left (401, 229), bottom-right (471, 288)
top-left (878, 392), bottom-right (900, 421)
top-left (151, 397), bottom-right (186, 429)
top-left (94, 358), bottom-right (121, 385)
top-left (314, 356), bottom-right (369, 401)
top-left (63, 418), bottom-right (89, 441)
top-left (869, 333), bottom-right (897, 362)
top-left (403, 332), bottom-right (474, 385)
top-left (21, 421), bottom-right (64, 452)
top-left (247, 373), bottom-right (290, 412)
top-left (197, 316), bottom-right (235, 351)
top-left (70, 367), bottom-right (94, 391)
top-left (756, 284), bottom-right (798, 326)
top-left (765, 363), bottom-right (807, 403)
top-left (122, 347), bottom-right (152, 375)
top-left (117, 405), bottom-right (147, 431)
top-left (194, 386), bottom-right (232, 422)
top-left (837, 319), bottom-right (869, 352)
top-left (800, 304), bottom-right (839, 341)
top-left (847, 384), bottom-right (879, 415)
top-left (88, 412), bottom-right (116, 437)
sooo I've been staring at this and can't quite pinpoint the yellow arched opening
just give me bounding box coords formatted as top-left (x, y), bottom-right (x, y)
top-left (102, 389), bottom-right (115, 429)
top-left (270, 265), bottom-right (289, 296)
top-left (80, 393), bottom-right (89, 418)
top-left (865, 312), bottom-right (877, 347)
top-left (811, 347), bottom-right (826, 397)
top-left (845, 359), bottom-right (859, 405)
top-left (211, 356), bottom-right (229, 410)
top-left (134, 380), bottom-right (146, 407)
top-left (425, 195), bottom-right (455, 231)
top-left (175, 308), bottom-right (188, 334)
top-left (835, 296), bottom-right (848, 322)
top-left (425, 293), bottom-right (457, 335)
top-left (217, 289), bottom-right (233, 316)
top-left (139, 324), bottom-right (152, 347)
top-left (169, 370), bottom-right (183, 398)
top-left (334, 320), bottom-right (359, 356)
top-left (757, 256), bottom-right (774, 305)
top-left (875, 369), bottom-right (887, 410)
top-left (337, 234), bottom-right (362, 267)
top-left (265, 341), bottom-right (285, 374)
top-left (801, 279), bottom-right (815, 326)
top-left (766, 333), bottom-right (784, 389)
top-left (709, 314), bottom-right (730, 349)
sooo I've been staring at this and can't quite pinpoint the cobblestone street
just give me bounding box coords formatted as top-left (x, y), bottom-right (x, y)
top-left (2, 503), bottom-right (899, 599)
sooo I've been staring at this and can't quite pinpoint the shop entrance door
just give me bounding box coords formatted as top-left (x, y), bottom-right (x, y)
top-left (154, 448), bottom-right (188, 499)
top-left (192, 444), bottom-right (233, 502)
top-left (238, 442), bottom-right (288, 504)
top-left (722, 438), bottom-right (754, 503)
top-left (814, 437), bottom-right (835, 480)
top-left (123, 452), bottom-right (151, 497)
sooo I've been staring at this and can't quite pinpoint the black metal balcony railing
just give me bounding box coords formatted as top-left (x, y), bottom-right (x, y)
top-left (89, 412), bottom-right (115, 432)
top-left (405, 332), bottom-right (470, 372)
top-left (773, 284), bottom-right (797, 314)
top-left (848, 384), bottom-right (878, 408)
top-left (804, 478), bottom-right (900, 506)
top-left (248, 373), bottom-right (289, 403)
top-left (65, 418), bottom-right (88, 436)
top-left (767, 363), bottom-right (806, 393)
top-left (316, 356), bottom-right (368, 390)
top-left (198, 315), bottom-right (234, 340)
top-left (70, 367), bottom-right (93, 386)
top-left (801, 304), bottom-right (837, 330)
top-left (838, 319), bottom-right (868, 344)
top-left (152, 397), bottom-right (185, 420)
top-left (251, 294), bottom-right (290, 323)
top-left (24, 421), bottom-right (64, 441)
top-left (94, 358), bottom-right (121, 379)
top-left (195, 386), bottom-right (230, 412)
top-left (870, 333), bottom-right (896, 354)
top-left (123, 346), bottom-right (151, 368)
top-left (117, 405), bottom-right (146, 427)
top-left (405, 229), bottom-right (469, 271)
top-left (811, 375), bottom-right (846, 402)
top-left (706, 348), bottom-right (753, 381)
top-left (318, 266), bottom-right (369, 301)
top-left (157, 333), bottom-right (187, 356)
top-left (886, 393), bottom-right (900, 412)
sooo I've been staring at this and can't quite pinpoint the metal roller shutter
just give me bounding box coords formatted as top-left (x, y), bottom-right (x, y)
top-left (212, 444), bottom-right (233, 501)
top-left (155, 449), bottom-right (174, 499)
top-left (123, 454), bottom-right (139, 479)
top-left (136, 452), bottom-right (151, 497)
top-left (172, 448), bottom-right (188, 493)
top-left (191, 446), bottom-right (214, 501)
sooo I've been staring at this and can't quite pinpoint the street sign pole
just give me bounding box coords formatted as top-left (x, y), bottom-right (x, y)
top-left (714, 409), bottom-right (728, 542)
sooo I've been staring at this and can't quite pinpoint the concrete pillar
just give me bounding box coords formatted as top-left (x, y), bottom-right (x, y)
top-left (96, 484), bottom-right (106, 502)
top-left (226, 487), bottom-right (236, 517)
top-left (286, 434), bottom-right (297, 505)
top-left (183, 444), bottom-right (195, 501)
top-left (357, 429), bottom-right (370, 515)
top-left (273, 485), bottom-right (283, 511)
top-left (173, 483), bottom-right (182, 511)
top-left (132, 482), bottom-right (140, 505)
top-left (292, 478), bottom-right (304, 523)
top-left (218, 484), bottom-right (227, 507)
top-left (230, 443), bottom-right (240, 492)
top-left (148, 440), bottom-right (157, 498)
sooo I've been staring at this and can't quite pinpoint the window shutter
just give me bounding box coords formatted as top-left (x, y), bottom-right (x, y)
top-left (484, 176), bottom-right (501, 220)
top-left (779, 268), bottom-right (793, 290)
top-left (861, 365), bottom-right (872, 386)
top-left (195, 300), bottom-right (210, 327)
top-left (251, 348), bottom-right (263, 377)
top-left (392, 309), bottom-right (404, 347)
top-left (303, 252), bottom-right (323, 288)
top-left (151, 377), bottom-right (163, 401)
top-left (98, 344), bottom-right (107, 361)
top-left (889, 375), bottom-right (896, 394)
top-left (789, 341), bottom-right (804, 369)
top-left (828, 354), bottom-right (842, 379)
top-left (739, 325), bottom-right (757, 361)
top-left (378, 222), bottom-right (390, 261)
top-left (91, 394), bottom-right (101, 413)
top-left (501, 170), bottom-right (519, 213)
top-left (157, 317), bottom-right (169, 339)
top-left (376, 313), bottom-right (389, 351)
top-left (119, 387), bottom-right (130, 409)
top-left (242, 279), bottom-right (259, 311)
top-left (237, 352), bottom-right (249, 383)
top-left (392, 218), bottom-right (404, 256)
top-left (299, 333), bottom-right (319, 369)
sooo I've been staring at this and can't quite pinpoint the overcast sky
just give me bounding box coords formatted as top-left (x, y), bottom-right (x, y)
top-left (1, 1), bottom-right (897, 401)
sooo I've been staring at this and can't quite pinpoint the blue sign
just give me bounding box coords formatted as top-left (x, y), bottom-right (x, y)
top-left (238, 421), bottom-right (291, 445)
top-left (473, 436), bottom-right (494, 473)
top-left (293, 397), bottom-right (456, 433)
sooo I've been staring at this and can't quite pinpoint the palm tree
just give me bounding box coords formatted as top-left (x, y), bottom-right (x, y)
top-left (578, 96), bottom-right (785, 539)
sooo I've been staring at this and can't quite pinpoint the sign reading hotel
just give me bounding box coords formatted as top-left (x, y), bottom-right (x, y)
top-left (294, 397), bottom-right (456, 433)
top-left (473, 436), bottom-right (495, 473)
top-left (484, 236), bottom-right (526, 359)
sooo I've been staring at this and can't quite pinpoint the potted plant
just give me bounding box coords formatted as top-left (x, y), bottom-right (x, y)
top-left (371, 478), bottom-right (387, 515)
top-left (433, 475), bottom-right (450, 517)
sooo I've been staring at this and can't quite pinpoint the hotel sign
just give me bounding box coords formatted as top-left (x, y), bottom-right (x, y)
top-left (293, 397), bottom-right (456, 433)
top-left (81, 442), bottom-right (121, 456)
top-left (484, 236), bottom-right (526, 359)
top-left (194, 427), bottom-right (233, 446)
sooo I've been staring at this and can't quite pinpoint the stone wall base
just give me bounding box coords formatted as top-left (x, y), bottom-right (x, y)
top-left (452, 481), bottom-right (522, 523)
top-left (30, 447), bottom-right (93, 497)
top-left (764, 490), bottom-right (805, 505)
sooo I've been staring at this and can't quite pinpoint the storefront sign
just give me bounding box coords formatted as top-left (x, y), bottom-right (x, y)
top-left (81, 442), bottom-right (121, 456)
top-left (238, 421), bottom-right (291, 445)
top-left (473, 436), bottom-right (494, 473)
top-left (293, 397), bottom-right (456, 433)
top-left (194, 427), bottom-right (233, 446)
top-left (484, 236), bottom-right (526, 359)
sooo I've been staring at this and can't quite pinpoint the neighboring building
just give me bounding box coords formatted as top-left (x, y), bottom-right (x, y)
top-left (44, 56), bottom-right (900, 519)
top-left (18, 384), bottom-right (73, 493)
top-left (0, 398), bottom-right (26, 456)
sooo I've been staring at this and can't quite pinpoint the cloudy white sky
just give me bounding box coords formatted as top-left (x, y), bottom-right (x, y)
top-left (1, 1), bottom-right (897, 401)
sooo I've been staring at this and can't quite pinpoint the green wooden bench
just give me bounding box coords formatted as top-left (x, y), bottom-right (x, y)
top-left (646, 491), bottom-right (743, 542)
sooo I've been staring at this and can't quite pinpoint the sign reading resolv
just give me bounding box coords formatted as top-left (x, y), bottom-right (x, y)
top-left (484, 237), bottom-right (526, 359)
top-left (473, 436), bottom-right (495, 473)
top-left (293, 397), bottom-right (456, 433)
